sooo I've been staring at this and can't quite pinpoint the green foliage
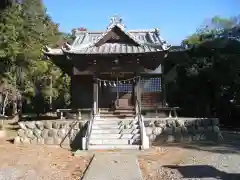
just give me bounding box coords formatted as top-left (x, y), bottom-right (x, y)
top-left (168, 15), bottom-right (240, 124)
top-left (0, 0), bottom-right (71, 114)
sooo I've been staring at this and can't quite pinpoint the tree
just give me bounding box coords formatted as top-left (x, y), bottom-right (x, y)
top-left (0, 0), bottom-right (71, 115)
top-left (168, 15), bottom-right (240, 125)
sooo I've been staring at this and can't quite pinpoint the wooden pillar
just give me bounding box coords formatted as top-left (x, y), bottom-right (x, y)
top-left (135, 76), bottom-right (141, 111)
top-left (93, 78), bottom-right (98, 115)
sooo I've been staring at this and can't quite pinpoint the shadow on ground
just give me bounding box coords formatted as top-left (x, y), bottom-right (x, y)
top-left (154, 131), bottom-right (240, 154)
top-left (163, 165), bottom-right (240, 180)
top-left (20, 115), bottom-right (58, 121)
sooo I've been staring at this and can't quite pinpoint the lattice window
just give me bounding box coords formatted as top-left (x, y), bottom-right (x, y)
top-left (140, 77), bottom-right (161, 92)
top-left (111, 83), bottom-right (132, 93)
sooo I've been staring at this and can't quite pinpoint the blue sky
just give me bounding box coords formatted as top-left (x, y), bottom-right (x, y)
top-left (43, 0), bottom-right (238, 45)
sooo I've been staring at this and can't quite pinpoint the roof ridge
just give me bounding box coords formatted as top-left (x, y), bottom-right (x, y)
top-left (74, 29), bottom-right (159, 35)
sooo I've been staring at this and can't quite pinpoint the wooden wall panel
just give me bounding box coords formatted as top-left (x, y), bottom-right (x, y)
top-left (71, 75), bottom-right (93, 109)
top-left (141, 92), bottom-right (162, 108)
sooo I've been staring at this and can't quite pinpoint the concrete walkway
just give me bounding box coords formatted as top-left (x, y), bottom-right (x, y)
top-left (82, 153), bottom-right (143, 180)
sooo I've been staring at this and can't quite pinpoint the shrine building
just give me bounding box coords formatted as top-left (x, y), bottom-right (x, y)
top-left (43, 16), bottom-right (172, 117)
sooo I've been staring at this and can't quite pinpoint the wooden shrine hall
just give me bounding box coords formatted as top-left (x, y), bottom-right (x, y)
top-left (43, 16), bottom-right (173, 116)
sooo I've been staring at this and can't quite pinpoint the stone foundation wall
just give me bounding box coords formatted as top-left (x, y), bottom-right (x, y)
top-left (14, 120), bottom-right (87, 149)
top-left (13, 118), bottom-right (221, 149)
top-left (144, 118), bottom-right (221, 145)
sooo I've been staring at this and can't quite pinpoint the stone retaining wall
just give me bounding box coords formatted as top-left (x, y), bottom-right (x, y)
top-left (144, 118), bottom-right (222, 145)
top-left (13, 118), bottom-right (221, 149)
top-left (14, 120), bottom-right (87, 149)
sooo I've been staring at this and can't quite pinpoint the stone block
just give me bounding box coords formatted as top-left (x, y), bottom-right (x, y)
top-left (54, 137), bottom-right (62, 144)
top-left (25, 121), bottom-right (36, 129)
top-left (33, 129), bottom-right (41, 138)
top-left (25, 129), bottom-right (35, 139)
top-left (145, 127), bottom-right (153, 136)
top-left (196, 126), bottom-right (205, 132)
top-left (166, 119), bottom-right (176, 127)
top-left (166, 135), bottom-right (175, 142)
top-left (60, 122), bottom-right (68, 129)
top-left (21, 137), bottom-right (30, 144)
top-left (37, 137), bottom-right (44, 145)
top-left (144, 121), bottom-right (153, 127)
top-left (48, 129), bottom-right (57, 138)
top-left (30, 138), bottom-right (37, 145)
top-left (187, 136), bottom-right (193, 142)
top-left (181, 126), bottom-right (188, 134)
top-left (41, 129), bottom-right (49, 138)
top-left (44, 121), bottom-right (52, 129)
top-left (14, 136), bottom-right (21, 144)
top-left (181, 126), bottom-right (190, 141)
top-left (203, 119), bottom-right (211, 126)
top-left (61, 136), bottom-right (70, 145)
top-left (212, 118), bottom-right (219, 126)
top-left (195, 119), bottom-right (203, 126)
top-left (35, 121), bottom-right (44, 130)
top-left (156, 120), bottom-right (167, 128)
top-left (149, 134), bottom-right (156, 141)
top-left (192, 134), bottom-right (200, 141)
top-left (70, 130), bottom-right (79, 142)
top-left (165, 127), bottom-right (174, 135)
top-left (213, 125), bottom-right (220, 133)
top-left (57, 128), bottom-right (67, 138)
top-left (184, 120), bottom-right (195, 126)
top-left (17, 129), bottom-right (25, 137)
top-left (44, 137), bottom-right (54, 145)
top-left (174, 127), bottom-right (183, 142)
top-left (73, 123), bottom-right (80, 130)
top-left (154, 134), bottom-right (165, 144)
top-left (207, 126), bottom-right (213, 131)
top-left (152, 127), bottom-right (163, 136)
top-left (18, 122), bottom-right (27, 130)
top-left (52, 122), bottom-right (60, 129)
top-left (186, 125), bottom-right (196, 136)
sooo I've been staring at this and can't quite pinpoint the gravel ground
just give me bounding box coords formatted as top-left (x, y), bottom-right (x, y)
top-left (139, 147), bottom-right (240, 180)
top-left (0, 140), bottom-right (92, 180)
top-left (139, 132), bottom-right (240, 180)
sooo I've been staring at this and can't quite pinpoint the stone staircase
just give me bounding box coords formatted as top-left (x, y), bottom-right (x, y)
top-left (88, 108), bottom-right (142, 150)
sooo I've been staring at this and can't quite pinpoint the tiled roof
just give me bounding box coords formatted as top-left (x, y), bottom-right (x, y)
top-left (71, 29), bottom-right (168, 50)
top-left (65, 43), bottom-right (161, 54)
top-left (43, 16), bottom-right (170, 55)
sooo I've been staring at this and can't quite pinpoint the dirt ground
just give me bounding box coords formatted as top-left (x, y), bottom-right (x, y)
top-left (0, 118), bottom-right (92, 180)
top-left (139, 146), bottom-right (186, 180)
top-left (0, 140), bottom-right (92, 180)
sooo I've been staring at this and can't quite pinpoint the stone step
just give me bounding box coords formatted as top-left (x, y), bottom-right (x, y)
top-left (92, 124), bottom-right (139, 130)
top-left (90, 133), bottom-right (140, 139)
top-left (91, 128), bottom-right (140, 134)
top-left (115, 106), bottom-right (134, 110)
top-left (88, 144), bottom-right (140, 150)
top-left (90, 139), bottom-right (135, 145)
top-left (91, 129), bottom-right (121, 134)
top-left (93, 120), bottom-right (121, 125)
top-left (100, 112), bottom-right (135, 116)
top-left (99, 114), bottom-right (135, 118)
top-left (100, 109), bottom-right (135, 113)
top-left (95, 117), bottom-right (135, 121)
top-left (94, 119), bottom-right (137, 124)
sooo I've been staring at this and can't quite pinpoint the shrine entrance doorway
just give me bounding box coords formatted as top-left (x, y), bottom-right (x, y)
top-left (97, 73), bottom-right (137, 110)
